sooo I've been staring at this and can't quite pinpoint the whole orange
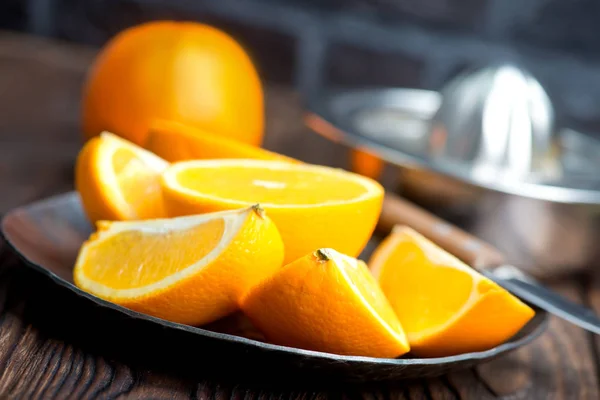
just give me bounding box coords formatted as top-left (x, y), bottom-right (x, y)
top-left (82, 21), bottom-right (264, 146)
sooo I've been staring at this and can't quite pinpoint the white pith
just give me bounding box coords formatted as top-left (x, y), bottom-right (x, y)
top-left (324, 248), bottom-right (409, 348)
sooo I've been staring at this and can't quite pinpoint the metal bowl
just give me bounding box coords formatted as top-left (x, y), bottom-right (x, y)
top-left (304, 86), bottom-right (600, 279)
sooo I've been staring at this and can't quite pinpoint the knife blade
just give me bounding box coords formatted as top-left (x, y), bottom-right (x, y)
top-left (376, 193), bottom-right (600, 335)
top-left (483, 265), bottom-right (600, 335)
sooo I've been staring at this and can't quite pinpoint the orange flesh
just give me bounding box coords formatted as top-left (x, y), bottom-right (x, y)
top-left (375, 240), bottom-right (475, 335)
top-left (82, 218), bottom-right (225, 289)
top-left (112, 147), bottom-right (164, 218)
top-left (370, 227), bottom-right (535, 356)
top-left (342, 258), bottom-right (405, 337)
top-left (175, 166), bottom-right (368, 204)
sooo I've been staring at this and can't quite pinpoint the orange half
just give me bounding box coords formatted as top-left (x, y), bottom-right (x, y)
top-left (160, 159), bottom-right (384, 263)
top-left (369, 226), bottom-right (535, 357)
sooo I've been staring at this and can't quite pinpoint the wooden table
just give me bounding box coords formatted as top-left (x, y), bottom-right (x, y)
top-left (0, 31), bottom-right (599, 399)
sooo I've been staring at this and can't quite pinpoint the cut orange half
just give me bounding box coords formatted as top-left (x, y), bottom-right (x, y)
top-left (241, 248), bottom-right (410, 358)
top-left (160, 159), bottom-right (384, 264)
top-left (73, 205), bottom-right (284, 326)
top-left (369, 226), bottom-right (535, 357)
top-left (75, 132), bottom-right (169, 223)
top-left (145, 119), bottom-right (298, 163)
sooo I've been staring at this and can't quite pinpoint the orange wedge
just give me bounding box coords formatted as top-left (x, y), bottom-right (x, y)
top-left (369, 226), bottom-right (535, 357)
top-left (73, 205), bottom-right (284, 326)
top-left (160, 159), bottom-right (384, 264)
top-left (241, 248), bottom-right (410, 358)
top-left (145, 120), bottom-right (298, 163)
top-left (75, 132), bottom-right (169, 223)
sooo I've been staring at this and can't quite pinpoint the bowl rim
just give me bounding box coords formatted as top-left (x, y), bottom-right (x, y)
top-left (304, 86), bottom-right (600, 205)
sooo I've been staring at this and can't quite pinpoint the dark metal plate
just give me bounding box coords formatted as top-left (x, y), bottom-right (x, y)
top-left (0, 192), bottom-right (548, 383)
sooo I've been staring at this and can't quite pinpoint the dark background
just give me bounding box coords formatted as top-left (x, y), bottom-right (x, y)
top-left (3, 0), bottom-right (600, 133)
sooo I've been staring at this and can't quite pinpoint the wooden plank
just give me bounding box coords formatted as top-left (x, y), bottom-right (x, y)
top-left (0, 246), bottom-right (593, 400)
top-left (585, 272), bottom-right (600, 398)
top-left (475, 277), bottom-right (599, 399)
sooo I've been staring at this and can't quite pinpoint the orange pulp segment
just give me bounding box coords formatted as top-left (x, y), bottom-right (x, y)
top-left (145, 119), bottom-right (298, 163)
top-left (74, 205), bottom-right (284, 326)
top-left (369, 226), bottom-right (535, 357)
top-left (241, 248), bottom-right (410, 358)
top-left (75, 132), bottom-right (169, 223)
top-left (160, 159), bottom-right (384, 263)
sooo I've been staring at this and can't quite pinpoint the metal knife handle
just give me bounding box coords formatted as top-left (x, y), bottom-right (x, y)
top-left (377, 193), bottom-right (506, 269)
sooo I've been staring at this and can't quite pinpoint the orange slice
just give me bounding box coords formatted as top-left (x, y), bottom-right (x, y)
top-left (160, 159), bottom-right (384, 264)
top-left (74, 205), bottom-right (284, 326)
top-left (350, 148), bottom-right (384, 181)
top-left (75, 132), bottom-right (169, 223)
top-left (145, 120), bottom-right (298, 163)
top-left (241, 248), bottom-right (410, 358)
top-left (369, 226), bottom-right (535, 357)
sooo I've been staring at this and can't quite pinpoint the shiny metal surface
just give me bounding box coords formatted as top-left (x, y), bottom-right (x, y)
top-left (427, 64), bottom-right (561, 179)
top-left (307, 85), bottom-right (600, 204)
top-left (305, 81), bottom-right (600, 277)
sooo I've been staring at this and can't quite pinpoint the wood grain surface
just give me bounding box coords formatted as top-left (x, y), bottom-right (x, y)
top-left (0, 30), bottom-right (599, 399)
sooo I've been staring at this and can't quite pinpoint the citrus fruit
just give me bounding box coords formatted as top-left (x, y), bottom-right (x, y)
top-left (350, 149), bottom-right (384, 181)
top-left (241, 248), bottom-right (410, 358)
top-left (160, 159), bottom-right (384, 264)
top-left (369, 226), bottom-right (535, 357)
top-left (145, 119), bottom-right (297, 163)
top-left (75, 131), bottom-right (169, 223)
top-left (82, 21), bottom-right (263, 146)
top-left (73, 205), bottom-right (284, 326)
